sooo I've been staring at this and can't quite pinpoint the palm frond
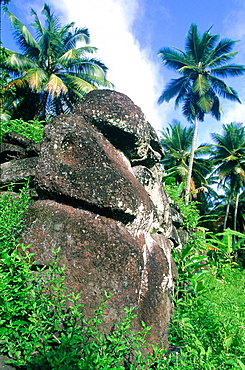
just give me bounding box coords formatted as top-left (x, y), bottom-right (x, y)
top-left (158, 47), bottom-right (191, 71)
top-left (23, 68), bottom-right (48, 92)
top-left (211, 64), bottom-right (245, 78)
top-left (4, 76), bottom-right (29, 90)
top-left (61, 74), bottom-right (96, 97)
top-left (69, 58), bottom-right (109, 75)
top-left (182, 93), bottom-right (205, 122)
top-left (4, 53), bottom-right (38, 72)
top-left (200, 28), bottom-right (219, 59)
top-left (62, 26), bottom-right (90, 50)
top-left (209, 75), bottom-right (241, 102)
top-left (192, 74), bottom-right (210, 95)
top-left (185, 23), bottom-right (201, 63)
top-left (58, 47), bottom-right (98, 66)
top-left (158, 76), bottom-right (190, 104)
top-left (5, 9), bottom-right (40, 57)
top-left (30, 8), bottom-right (45, 38)
top-left (207, 52), bottom-right (238, 68)
top-left (42, 3), bottom-right (61, 33)
top-left (160, 120), bottom-right (194, 152)
top-left (212, 39), bottom-right (238, 58)
top-left (197, 94), bottom-right (215, 113)
top-left (77, 72), bottom-right (114, 88)
top-left (44, 74), bottom-right (68, 97)
top-left (185, 23), bottom-right (219, 64)
top-left (209, 94), bottom-right (222, 120)
top-left (195, 144), bottom-right (213, 155)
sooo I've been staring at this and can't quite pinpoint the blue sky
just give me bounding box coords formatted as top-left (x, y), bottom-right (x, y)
top-left (2, 0), bottom-right (245, 144)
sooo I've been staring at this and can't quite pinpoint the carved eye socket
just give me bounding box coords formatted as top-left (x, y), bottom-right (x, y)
top-left (60, 133), bottom-right (81, 166)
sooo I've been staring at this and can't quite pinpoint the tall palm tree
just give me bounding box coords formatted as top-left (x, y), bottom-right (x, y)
top-left (1, 3), bottom-right (113, 120)
top-left (158, 23), bottom-right (245, 202)
top-left (213, 182), bottom-right (245, 234)
top-left (160, 120), bottom-right (213, 200)
top-left (211, 122), bottom-right (245, 231)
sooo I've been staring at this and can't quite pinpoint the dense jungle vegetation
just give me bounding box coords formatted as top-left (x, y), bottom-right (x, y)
top-left (0, 2), bottom-right (245, 369)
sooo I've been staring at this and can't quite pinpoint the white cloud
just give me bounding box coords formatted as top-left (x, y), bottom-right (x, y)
top-left (222, 102), bottom-right (245, 125)
top-left (49, 0), bottom-right (167, 133)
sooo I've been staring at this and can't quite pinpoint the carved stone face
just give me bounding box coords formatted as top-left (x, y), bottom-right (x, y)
top-left (18, 90), bottom-right (176, 351)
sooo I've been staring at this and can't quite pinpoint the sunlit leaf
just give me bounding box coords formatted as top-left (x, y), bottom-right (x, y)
top-left (44, 74), bottom-right (68, 97)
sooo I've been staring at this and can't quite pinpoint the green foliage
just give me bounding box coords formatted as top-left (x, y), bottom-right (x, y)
top-left (0, 118), bottom-right (44, 143)
top-left (207, 228), bottom-right (245, 255)
top-left (0, 245), bottom-right (167, 369)
top-left (163, 183), bottom-right (245, 369)
top-left (0, 47), bottom-right (16, 122)
top-left (164, 182), bottom-right (209, 298)
top-left (164, 182), bottom-right (200, 230)
top-left (0, 183), bottom-right (31, 246)
top-left (169, 266), bottom-right (245, 369)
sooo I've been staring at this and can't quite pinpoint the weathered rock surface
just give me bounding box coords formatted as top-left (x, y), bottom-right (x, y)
top-left (35, 114), bottom-right (154, 228)
top-left (0, 132), bottom-right (40, 189)
top-left (0, 355), bottom-right (16, 369)
top-left (0, 157), bottom-right (38, 184)
top-left (74, 90), bottom-right (164, 167)
top-left (0, 90), bottom-right (188, 351)
top-left (0, 132), bottom-right (40, 163)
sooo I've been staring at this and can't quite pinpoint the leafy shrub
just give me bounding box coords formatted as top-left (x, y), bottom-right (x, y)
top-left (164, 182), bottom-right (200, 231)
top-left (164, 182), bottom-right (245, 369)
top-left (0, 183), bottom-right (31, 247)
top-left (0, 118), bottom-right (45, 143)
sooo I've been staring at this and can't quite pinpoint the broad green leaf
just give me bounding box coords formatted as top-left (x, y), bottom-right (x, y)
top-left (237, 359), bottom-right (245, 370)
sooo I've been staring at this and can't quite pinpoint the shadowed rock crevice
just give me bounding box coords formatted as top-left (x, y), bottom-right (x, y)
top-left (88, 121), bottom-right (138, 158)
top-left (37, 192), bottom-right (136, 224)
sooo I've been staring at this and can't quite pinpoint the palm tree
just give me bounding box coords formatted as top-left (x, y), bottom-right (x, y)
top-left (158, 23), bottom-right (245, 202)
top-left (211, 122), bottom-right (245, 231)
top-left (160, 120), bottom-right (214, 205)
top-left (160, 120), bottom-right (213, 191)
top-left (1, 3), bottom-right (113, 120)
top-left (213, 183), bottom-right (245, 234)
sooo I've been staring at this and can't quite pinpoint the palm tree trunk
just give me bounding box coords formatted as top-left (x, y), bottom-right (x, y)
top-left (234, 190), bottom-right (240, 232)
top-left (185, 115), bottom-right (199, 203)
top-left (224, 192), bottom-right (232, 231)
top-left (33, 91), bottom-right (49, 120)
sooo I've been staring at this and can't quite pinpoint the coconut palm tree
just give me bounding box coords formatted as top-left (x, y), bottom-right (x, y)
top-left (211, 122), bottom-right (245, 231)
top-left (160, 120), bottom-right (214, 207)
top-left (1, 3), bottom-right (113, 120)
top-left (160, 120), bottom-right (213, 192)
top-left (213, 182), bottom-right (245, 235)
top-left (158, 23), bottom-right (245, 202)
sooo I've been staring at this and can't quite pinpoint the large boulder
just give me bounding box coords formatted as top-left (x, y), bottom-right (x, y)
top-left (18, 90), bottom-right (182, 350)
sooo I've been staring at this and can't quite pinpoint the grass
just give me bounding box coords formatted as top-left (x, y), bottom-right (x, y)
top-left (169, 266), bottom-right (245, 369)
